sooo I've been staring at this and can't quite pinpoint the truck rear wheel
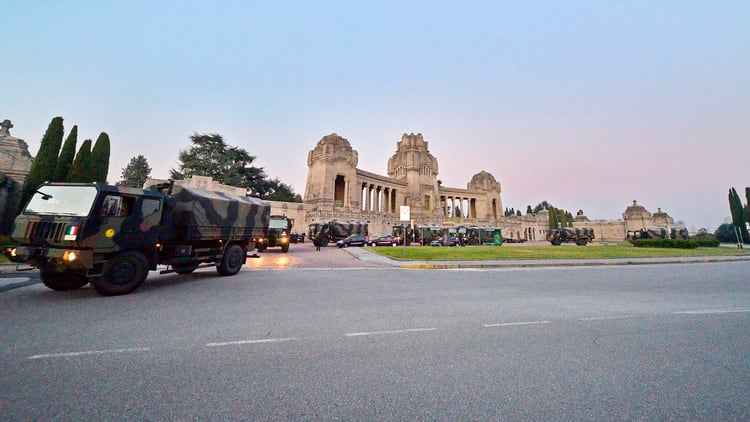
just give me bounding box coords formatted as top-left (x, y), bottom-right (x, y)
top-left (217, 244), bottom-right (244, 276)
top-left (91, 251), bottom-right (148, 296)
top-left (40, 271), bottom-right (88, 291)
top-left (577, 238), bottom-right (588, 246)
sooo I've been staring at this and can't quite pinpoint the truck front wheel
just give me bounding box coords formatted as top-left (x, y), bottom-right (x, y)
top-left (281, 244), bottom-right (289, 253)
top-left (40, 271), bottom-right (88, 291)
top-left (217, 244), bottom-right (244, 276)
top-left (91, 251), bottom-right (148, 296)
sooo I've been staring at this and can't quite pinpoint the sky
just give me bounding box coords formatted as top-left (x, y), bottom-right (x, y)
top-left (2, 1), bottom-right (748, 231)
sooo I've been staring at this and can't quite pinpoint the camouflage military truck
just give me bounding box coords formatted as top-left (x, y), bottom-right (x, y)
top-left (256, 214), bottom-right (292, 253)
top-left (4, 181), bottom-right (269, 296)
top-left (628, 228), bottom-right (689, 241)
top-left (309, 221), bottom-right (368, 247)
top-left (547, 227), bottom-right (594, 246)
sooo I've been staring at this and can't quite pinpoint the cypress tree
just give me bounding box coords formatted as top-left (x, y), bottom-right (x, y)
top-left (21, 116), bottom-right (64, 208)
top-left (68, 139), bottom-right (92, 183)
top-left (728, 187), bottom-right (749, 245)
top-left (89, 132), bottom-right (111, 183)
top-left (52, 125), bottom-right (78, 182)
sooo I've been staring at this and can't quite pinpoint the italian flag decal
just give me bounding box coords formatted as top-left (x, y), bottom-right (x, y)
top-left (64, 225), bottom-right (79, 241)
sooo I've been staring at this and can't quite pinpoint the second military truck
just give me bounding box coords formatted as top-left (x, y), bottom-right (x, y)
top-left (256, 215), bottom-right (293, 253)
top-left (6, 181), bottom-right (270, 296)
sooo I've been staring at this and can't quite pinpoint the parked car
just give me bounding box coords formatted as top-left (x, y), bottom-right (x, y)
top-left (337, 234), bottom-right (368, 248)
top-left (369, 234), bottom-right (400, 247)
top-left (430, 236), bottom-right (459, 247)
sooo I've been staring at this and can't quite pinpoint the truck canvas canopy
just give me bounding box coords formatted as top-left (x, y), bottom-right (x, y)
top-left (168, 184), bottom-right (270, 242)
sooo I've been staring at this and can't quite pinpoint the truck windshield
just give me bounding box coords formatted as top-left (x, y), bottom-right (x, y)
top-left (24, 185), bottom-right (98, 216)
top-left (269, 219), bottom-right (288, 229)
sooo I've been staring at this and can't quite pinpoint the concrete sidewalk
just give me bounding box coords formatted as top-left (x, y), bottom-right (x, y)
top-left (342, 247), bottom-right (750, 269)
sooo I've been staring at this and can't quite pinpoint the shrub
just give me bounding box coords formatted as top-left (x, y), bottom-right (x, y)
top-left (631, 239), bottom-right (696, 249)
top-left (690, 238), bottom-right (720, 247)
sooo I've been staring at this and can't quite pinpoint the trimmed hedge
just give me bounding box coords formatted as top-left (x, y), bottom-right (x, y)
top-left (691, 238), bottom-right (720, 247)
top-left (630, 238), bottom-right (720, 249)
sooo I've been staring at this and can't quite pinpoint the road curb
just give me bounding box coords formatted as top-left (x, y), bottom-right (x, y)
top-left (342, 245), bottom-right (750, 269)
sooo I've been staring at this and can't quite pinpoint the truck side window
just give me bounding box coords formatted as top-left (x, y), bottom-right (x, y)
top-left (102, 196), bottom-right (122, 216)
top-left (120, 197), bottom-right (135, 216)
top-left (141, 198), bottom-right (160, 218)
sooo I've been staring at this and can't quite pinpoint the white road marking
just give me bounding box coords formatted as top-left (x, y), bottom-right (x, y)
top-left (0, 277), bottom-right (31, 283)
top-left (673, 308), bottom-right (750, 315)
top-left (579, 315), bottom-right (634, 321)
top-left (28, 347), bottom-right (150, 360)
top-left (483, 320), bottom-right (551, 328)
top-left (206, 338), bottom-right (299, 347)
top-left (344, 328), bottom-right (437, 337)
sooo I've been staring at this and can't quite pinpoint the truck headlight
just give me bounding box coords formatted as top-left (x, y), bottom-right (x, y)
top-left (63, 251), bottom-right (78, 262)
top-left (10, 248), bottom-right (17, 257)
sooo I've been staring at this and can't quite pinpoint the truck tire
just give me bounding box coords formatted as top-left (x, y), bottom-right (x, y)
top-left (577, 238), bottom-right (588, 246)
top-left (172, 262), bottom-right (199, 274)
top-left (551, 238), bottom-right (562, 246)
top-left (281, 244), bottom-right (289, 253)
top-left (217, 244), bottom-right (244, 276)
top-left (91, 251), bottom-right (148, 296)
top-left (40, 271), bottom-right (88, 291)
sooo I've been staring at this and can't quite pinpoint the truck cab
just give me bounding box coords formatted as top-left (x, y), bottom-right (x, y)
top-left (257, 215), bottom-right (293, 253)
top-left (6, 183), bottom-right (166, 293)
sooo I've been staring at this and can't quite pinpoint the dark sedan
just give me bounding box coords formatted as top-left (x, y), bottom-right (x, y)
top-left (430, 236), bottom-right (459, 247)
top-left (369, 235), bottom-right (400, 247)
top-left (337, 234), bottom-right (368, 248)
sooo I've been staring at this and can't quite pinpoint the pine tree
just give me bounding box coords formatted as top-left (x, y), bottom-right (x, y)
top-left (89, 132), bottom-right (110, 183)
top-left (52, 125), bottom-right (77, 182)
top-left (68, 139), bottom-right (92, 183)
top-left (21, 116), bottom-right (64, 208)
top-left (117, 155), bottom-right (151, 188)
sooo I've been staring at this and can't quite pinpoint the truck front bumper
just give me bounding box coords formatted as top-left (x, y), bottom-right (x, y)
top-left (8, 246), bottom-right (95, 272)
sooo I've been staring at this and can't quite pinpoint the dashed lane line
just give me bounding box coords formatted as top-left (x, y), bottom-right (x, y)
top-left (579, 315), bottom-right (634, 321)
top-left (206, 338), bottom-right (299, 347)
top-left (28, 347), bottom-right (151, 360)
top-left (483, 320), bottom-right (551, 328)
top-left (673, 308), bottom-right (750, 315)
top-left (344, 328), bottom-right (437, 337)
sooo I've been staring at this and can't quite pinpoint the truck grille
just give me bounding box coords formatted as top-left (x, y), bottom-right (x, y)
top-left (25, 221), bottom-right (67, 242)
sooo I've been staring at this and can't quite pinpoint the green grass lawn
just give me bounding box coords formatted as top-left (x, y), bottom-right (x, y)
top-left (369, 243), bottom-right (750, 261)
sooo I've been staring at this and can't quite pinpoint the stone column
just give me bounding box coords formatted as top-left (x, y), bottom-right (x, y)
top-left (344, 178), bottom-right (350, 208)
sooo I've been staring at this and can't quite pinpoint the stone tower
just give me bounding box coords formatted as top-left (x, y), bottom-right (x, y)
top-left (467, 170), bottom-right (503, 220)
top-left (386, 133), bottom-right (440, 217)
top-left (304, 133), bottom-right (359, 210)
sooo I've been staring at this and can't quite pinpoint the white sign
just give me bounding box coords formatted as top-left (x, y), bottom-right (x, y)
top-left (400, 205), bottom-right (411, 222)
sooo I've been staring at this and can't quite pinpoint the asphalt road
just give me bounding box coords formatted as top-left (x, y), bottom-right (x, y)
top-left (1, 261), bottom-right (749, 420)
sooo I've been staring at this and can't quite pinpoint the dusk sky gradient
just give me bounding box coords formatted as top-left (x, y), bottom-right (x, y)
top-left (3, 1), bottom-right (748, 231)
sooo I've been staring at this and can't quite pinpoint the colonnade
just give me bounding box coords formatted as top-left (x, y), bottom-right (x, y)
top-left (361, 182), bottom-right (398, 214)
top-left (440, 195), bottom-right (477, 219)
